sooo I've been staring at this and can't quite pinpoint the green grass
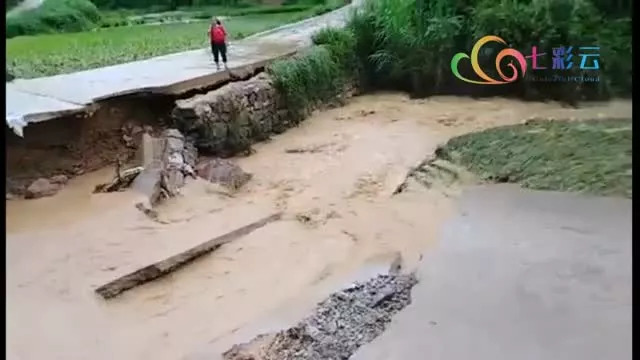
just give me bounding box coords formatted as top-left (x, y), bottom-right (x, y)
top-left (268, 45), bottom-right (346, 121)
top-left (437, 119), bottom-right (632, 198)
top-left (264, 26), bottom-right (355, 121)
top-left (7, 11), bottom-right (315, 78)
top-left (98, 3), bottom-right (330, 28)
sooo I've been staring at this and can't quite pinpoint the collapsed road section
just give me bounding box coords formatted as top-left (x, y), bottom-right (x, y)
top-left (5, 0), bottom-right (359, 137)
top-left (6, 65), bottom-right (354, 198)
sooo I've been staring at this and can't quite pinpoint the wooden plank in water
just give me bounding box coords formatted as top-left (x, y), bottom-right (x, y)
top-left (95, 212), bottom-right (283, 299)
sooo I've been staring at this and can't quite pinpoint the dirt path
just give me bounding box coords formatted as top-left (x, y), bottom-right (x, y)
top-left (6, 94), bottom-right (632, 360)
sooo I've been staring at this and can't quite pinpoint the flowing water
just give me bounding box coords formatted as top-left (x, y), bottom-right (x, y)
top-left (6, 94), bottom-right (632, 360)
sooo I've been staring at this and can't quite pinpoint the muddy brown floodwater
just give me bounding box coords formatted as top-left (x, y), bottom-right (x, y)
top-left (6, 93), bottom-right (632, 360)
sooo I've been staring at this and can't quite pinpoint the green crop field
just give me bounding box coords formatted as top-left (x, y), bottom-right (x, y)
top-left (7, 7), bottom-right (332, 79)
top-left (438, 119), bottom-right (633, 198)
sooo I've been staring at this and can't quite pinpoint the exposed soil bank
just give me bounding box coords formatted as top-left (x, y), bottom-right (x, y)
top-left (6, 95), bottom-right (175, 194)
top-left (6, 70), bottom-right (352, 195)
top-left (5, 66), bottom-right (269, 194)
top-left (6, 94), bottom-right (632, 360)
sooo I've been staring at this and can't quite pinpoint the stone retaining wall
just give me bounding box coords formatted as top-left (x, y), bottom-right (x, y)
top-left (171, 72), bottom-right (354, 156)
top-left (172, 73), bottom-right (290, 156)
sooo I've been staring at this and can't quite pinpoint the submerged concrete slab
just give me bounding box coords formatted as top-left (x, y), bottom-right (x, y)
top-left (352, 184), bottom-right (632, 360)
top-left (5, 1), bottom-right (358, 135)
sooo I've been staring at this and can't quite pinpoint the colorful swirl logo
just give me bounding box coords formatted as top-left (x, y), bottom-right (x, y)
top-left (451, 35), bottom-right (527, 85)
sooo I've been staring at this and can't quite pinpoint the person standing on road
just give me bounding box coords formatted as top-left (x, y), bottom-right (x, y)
top-left (209, 17), bottom-right (228, 70)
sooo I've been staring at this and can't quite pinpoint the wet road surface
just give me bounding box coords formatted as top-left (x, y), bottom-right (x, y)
top-left (352, 184), bottom-right (632, 360)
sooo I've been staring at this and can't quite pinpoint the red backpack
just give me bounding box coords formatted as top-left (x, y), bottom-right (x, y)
top-left (211, 25), bottom-right (226, 43)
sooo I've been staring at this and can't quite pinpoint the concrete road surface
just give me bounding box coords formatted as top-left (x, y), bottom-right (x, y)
top-left (352, 184), bottom-right (632, 360)
top-left (6, 1), bottom-right (359, 136)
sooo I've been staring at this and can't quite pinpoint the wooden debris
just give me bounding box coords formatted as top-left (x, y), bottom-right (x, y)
top-left (95, 212), bottom-right (282, 299)
top-left (93, 164), bottom-right (144, 193)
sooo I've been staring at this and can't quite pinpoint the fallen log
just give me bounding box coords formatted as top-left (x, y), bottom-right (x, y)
top-left (95, 212), bottom-right (282, 299)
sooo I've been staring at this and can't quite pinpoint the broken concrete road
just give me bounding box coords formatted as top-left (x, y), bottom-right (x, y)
top-left (5, 1), bottom-right (360, 136)
top-left (351, 184), bottom-right (632, 360)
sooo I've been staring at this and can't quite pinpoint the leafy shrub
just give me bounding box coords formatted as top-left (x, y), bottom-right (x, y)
top-left (345, 0), bottom-right (465, 96)
top-left (311, 27), bottom-right (357, 77)
top-left (344, 6), bottom-right (379, 90)
top-left (590, 0), bottom-right (632, 19)
top-left (597, 17), bottom-right (632, 95)
top-left (372, 0), bottom-right (463, 96)
top-left (469, 0), bottom-right (608, 101)
top-left (7, 0), bottom-right (101, 38)
top-left (268, 46), bottom-right (345, 121)
top-left (343, 0), bottom-right (631, 101)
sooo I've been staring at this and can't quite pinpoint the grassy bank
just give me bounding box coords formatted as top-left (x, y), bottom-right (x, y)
top-left (267, 28), bottom-right (356, 120)
top-left (7, 10), bottom-right (318, 78)
top-left (436, 119), bottom-right (632, 198)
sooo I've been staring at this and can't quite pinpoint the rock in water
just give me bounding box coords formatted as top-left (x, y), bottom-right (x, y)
top-left (25, 178), bottom-right (60, 199)
top-left (129, 129), bottom-right (197, 215)
top-left (93, 128), bottom-right (197, 221)
top-left (196, 158), bottom-right (253, 190)
top-left (50, 174), bottom-right (69, 185)
top-left (147, 129), bottom-right (197, 198)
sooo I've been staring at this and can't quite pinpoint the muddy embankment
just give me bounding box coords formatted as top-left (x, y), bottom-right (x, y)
top-left (5, 68), bottom-right (354, 198)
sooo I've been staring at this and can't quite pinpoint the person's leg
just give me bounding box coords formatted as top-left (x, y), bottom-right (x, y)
top-left (220, 42), bottom-right (228, 69)
top-left (211, 42), bottom-right (220, 68)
